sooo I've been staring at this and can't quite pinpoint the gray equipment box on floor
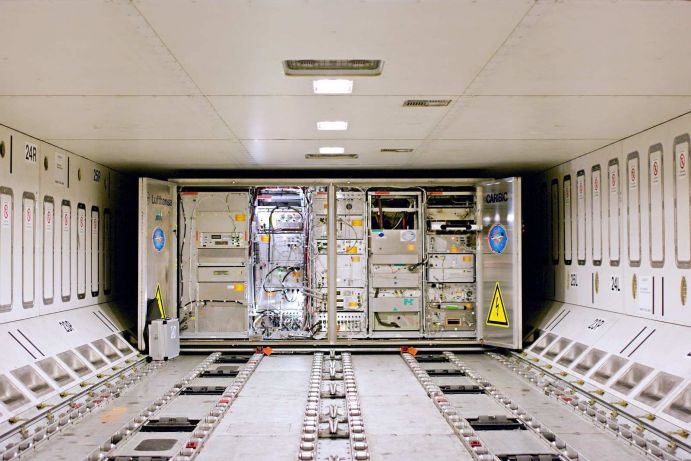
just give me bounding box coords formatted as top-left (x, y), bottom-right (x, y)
top-left (149, 318), bottom-right (180, 361)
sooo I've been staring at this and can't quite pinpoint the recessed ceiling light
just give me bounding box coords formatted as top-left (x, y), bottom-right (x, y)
top-left (306, 153), bottom-right (358, 160)
top-left (319, 146), bottom-right (345, 154)
top-left (313, 79), bottom-right (353, 94)
top-left (380, 148), bottom-right (414, 153)
top-left (317, 121), bottom-right (348, 131)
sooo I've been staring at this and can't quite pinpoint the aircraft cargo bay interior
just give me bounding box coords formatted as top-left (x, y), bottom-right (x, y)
top-left (0, 2), bottom-right (689, 460)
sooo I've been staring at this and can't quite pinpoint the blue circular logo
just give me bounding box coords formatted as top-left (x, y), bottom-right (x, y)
top-left (152, 226), bottom-right (165, 252)
top-left (488, 224), bottom-right (508, 254)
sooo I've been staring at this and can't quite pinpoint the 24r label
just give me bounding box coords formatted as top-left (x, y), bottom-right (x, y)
top-left (25, 143), bottom-right (38, 163)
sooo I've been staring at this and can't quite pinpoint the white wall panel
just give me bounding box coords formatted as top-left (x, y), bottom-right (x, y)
top-left (648, 145), bottom-right (664, 267)
top-left (42, 196), bottom-right (54, 304)
top-left (542, 112), bottom-right (691, 327)
top-left (0, 129), bottom-right (40, 323)
top-left (591, 164), bottom-right (602, 265)
top-left (0, 126), bottom-right (128, 322)
top-left (0, 189), bottom-right (13, 310)
top-left (673, 135), bottom-right (690, 267)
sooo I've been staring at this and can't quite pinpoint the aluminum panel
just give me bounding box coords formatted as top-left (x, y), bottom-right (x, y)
top-left (479, 177), bottom-right (522, 349)
top-left (138, 178), bottom-right (177, 348)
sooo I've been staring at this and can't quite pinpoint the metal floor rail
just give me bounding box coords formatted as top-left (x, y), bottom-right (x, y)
top-left (7, 351), bottom-right (669, 461)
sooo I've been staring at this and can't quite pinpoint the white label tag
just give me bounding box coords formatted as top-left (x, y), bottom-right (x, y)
top-left (629, 160), bottom-right (638, 189)
top-left (24, 142), bottom-right (38, 164)
top-left (78, 211), bottom-right (86, 236)
top-left (0, 195), bottom-right (10, 229)
top-left (45, 204), bottom-right (54, 233)
top-left (650, 154), bottom-right (661, 185)
top-left (54, 152), bottom-right (67, 186)
top-left (679, 149), bottom-right (687, 178)
top-left (62, 207), bottom-right (70, 231)
top-left (637, 275), bottom-right (653, 314)
top-left (24, 202), bottom-right (33, 229)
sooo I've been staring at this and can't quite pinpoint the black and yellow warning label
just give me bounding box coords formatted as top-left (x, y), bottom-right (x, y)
top-left (486, 282), bottom-right (509, 328)
top-left (155, 284), bottom-right (166, 318)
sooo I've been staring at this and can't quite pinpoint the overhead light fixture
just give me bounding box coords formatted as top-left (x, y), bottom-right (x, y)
top-left (284, 59), bottom-right (383, 76)
top-left (313, 79), bottom-right (353, 94)
top-left (319, 146), bottom-right (345, 154)
top-left (306, 153), bottom-right (358, 160)
top-left (380, 148), bottom-right (414, 153)
top-left (317, 121), bottom-right (348, 131)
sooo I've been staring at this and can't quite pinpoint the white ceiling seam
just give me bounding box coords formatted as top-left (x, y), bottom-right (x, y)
top-left (408, 0), bottom-right (537, 166)
top-left (0, 0), bottom-right (198, 96)
top-left (466, 0), bottom-right (691, 96)
top-left (130, 0), bottom-right (255, 165)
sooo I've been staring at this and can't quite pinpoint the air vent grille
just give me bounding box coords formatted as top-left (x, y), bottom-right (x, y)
top-left (403, 99), bottom-right (451, 107)
top-left (380, 148), bottom-right (414, 153)
top-left (305, 154), bottom-right (359, 160)
top-left (284, 59), bottom-right (383, 76)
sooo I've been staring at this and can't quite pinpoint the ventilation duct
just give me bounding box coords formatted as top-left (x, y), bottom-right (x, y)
top-left (284, 60), bottom-right (383, 76)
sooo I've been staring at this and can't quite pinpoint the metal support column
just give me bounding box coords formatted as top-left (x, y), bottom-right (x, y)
top-left (327, 184), bottom-right (337, 345)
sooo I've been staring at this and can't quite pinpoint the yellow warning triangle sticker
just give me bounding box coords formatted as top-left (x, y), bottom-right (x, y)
top-left (155, 284), bottom-right (166, 319)
top-left (486, 282), bottom-right (509, 328)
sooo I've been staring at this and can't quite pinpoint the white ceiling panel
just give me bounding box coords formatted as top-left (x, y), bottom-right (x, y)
top-left (468, 1), bottom-right (691, 96)
top-left (135, 0), bottom-right (533, 95)
top-left (243, 139), bottom-right (418, 168)
top-left (211, 96), bottom-right (452, 140)
top-left (435, 96), bottom-right (691, 140)
top-left (49, 139), bottom-right (250, 172)
top-left (0, 1), bottom-right (197, 95)
top-left (412, 139), bottom-right (614, 171)
top-left (0, 0), bottom-right (689, 175)
top-left (0, 96), bottom-right (233, 141)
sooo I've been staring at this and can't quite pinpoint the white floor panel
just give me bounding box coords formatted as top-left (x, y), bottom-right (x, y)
top-left (196, 355), bottom-right (312, 461)
top-left (353, 355), bottom-right (474, 461)
top-left (29, 355), bottom-right (206, 461)
top-left (459, 354), bottom-right (649, 461)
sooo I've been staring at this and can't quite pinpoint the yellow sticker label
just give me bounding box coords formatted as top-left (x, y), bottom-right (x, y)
top-left (450, 246), bottom-right (459, 253)
top-left (463, 255), bottom-right (472, 262)
top-left (485, 282), bottom-right (509, 328)
top-left (351, 219), bottom-right (363, 227)
top-left (406, 244), bottom-right (416, 251)
top-left (348, 301), bottom-right (359, 308)
top-left (260, 234), bottom-right (270, 243)
top-left (234, 213), bottom-right (246, 221)
top-left (346, 246), bottom-right (358, 254)
top-left (351, 256), bottom-right (361, 262)
top-left (233, 283), bottom-right (245, 292)
top-left (154, 284), bottom-right (166, 318)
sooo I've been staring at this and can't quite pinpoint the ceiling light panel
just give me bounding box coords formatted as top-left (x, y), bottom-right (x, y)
top-left (319, 146), bottom-right (345, 154)
top-left (313, 79), bottom-right (353, 94)
top-left (317, 121), bottom-right (348, 131)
